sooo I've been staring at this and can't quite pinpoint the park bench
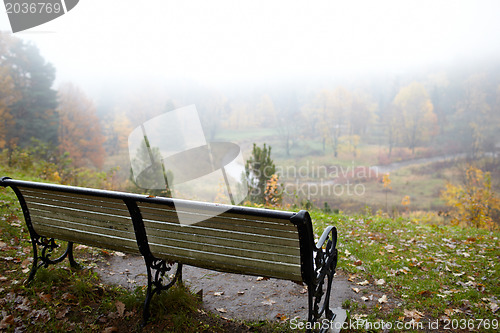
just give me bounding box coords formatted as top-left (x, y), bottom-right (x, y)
top-left (0, 177), bottom-right (339, 331)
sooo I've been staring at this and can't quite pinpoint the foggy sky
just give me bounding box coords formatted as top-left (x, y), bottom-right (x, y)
top-left (1, 0), bottom-right (500, 95)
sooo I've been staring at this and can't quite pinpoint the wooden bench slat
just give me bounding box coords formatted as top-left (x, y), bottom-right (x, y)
top-left (139, 203), bottom-right (297, 231)
top-left (32, 221), bottom-right (139, 254)
top-left (138, 201), bottom-right (292, 222)
top-left (144, 224), bottom-right (299, 256)
top-left (30, 210), bottom-right (135, 238)
top-left (149, 243), bottom-right (302, 281)
top-left (22, 190), bottom-right (131, 218)
top-left (139, 206), bottom-right (299, 240)
top-left (142, 218), bottom-right (299, 245)
top-left (146, 233), bottom-right (300, 264)
top-left (21, 187), bottom-right (131, 207)
top-left (28, 204), bottom-right (133, 231)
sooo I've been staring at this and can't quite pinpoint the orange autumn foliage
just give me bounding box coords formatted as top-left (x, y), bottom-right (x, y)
top-left (57, 83), bottom-right (105, 169)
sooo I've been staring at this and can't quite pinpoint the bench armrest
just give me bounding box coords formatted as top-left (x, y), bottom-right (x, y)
top-left (315, 225), bottom-right (336, 250)
top-left (313, 225), bottom-right (338, 276)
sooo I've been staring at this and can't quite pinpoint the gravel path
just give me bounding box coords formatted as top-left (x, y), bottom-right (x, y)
top-left (95, 254), bottom-right (354, 323)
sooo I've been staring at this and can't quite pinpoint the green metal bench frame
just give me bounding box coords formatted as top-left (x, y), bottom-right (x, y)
top-left (0, 177), bottom-right (338, 331)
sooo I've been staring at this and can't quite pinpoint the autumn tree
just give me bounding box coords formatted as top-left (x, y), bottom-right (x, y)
top-left (198, 92), bottom-right (228, 140)
top-left (255, 94), bottom-right (275, 128)
top-left (427, 72), bottom-right (450, 135)
top-left (58, 83), bottom-right (105, 169)
top-left (272, 90), bottom-right (301, 157)
top-left (385, 104), bottom-right (403, 157)
top-left (441, 166), bottom-right (500, 230)
top-left (346, 92), bottom-right (376, 156)
top-left (102, 109), bottom-right (134, 156)
top-left (392, 82), bottom-right (437, 154)
top-left (0, 33), bottom-right (20, 148)
top-left (1, 32), bottom-right (58, 148)
top-left (455, 74), bottom-right (495, 159)
top-left (313, 87), bottom-right (351, 157)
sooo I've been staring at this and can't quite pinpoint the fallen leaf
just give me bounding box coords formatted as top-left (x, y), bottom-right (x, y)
top-left (360, 296), bottom-right (369, 302)
top-left (490, 302), bottom-right (499, 313)
top-left (357, 280), bottom-right (369, 286)
top-left (216, 308), bottom-right (227, 313)
top-left (375, 279), bottom-right (385, 285)
top-left (256, 277), bottom-right (269, 281)
top-left (262, 299), bottom-right (276, 306)
top-left (62, 293), bottom-right (77, 302)
top-left (0, 241), bottom-right (7, 249)
top-left (353, 260), bottom-right (363, 266)
top-left (344, 249), bottom-right (351, 256)
top-left (0, 315), bottom-right (14, 329)
top-left (299, 288), bottom-right (308, 294)
top-left (29, 309), bottom-right (50, 323)
top-left (276, 313), bottom-right (288, 321)
top-left (378, 295), bottom-right (388, 303)
top-left (404, 309), bottom-right (424, 320)
top-left (56, 307), bottom-right (70, 320)
top-left (103, 327), bottom-right (118, 333)
top-left (21, 259), bottom-right (30, 269)
top-left (237, 291), bottom-right (245, 295)
top-left (39, 293), bottom-right (52, 303)
top-left (115, 301), bottom-right (125, 317)
top-left (417, 290), bottom-right (433, 297)
top-left (214, 291), bottom-right (224, 296)
top-left (444, 308), bottom-right (455, 316)
top-left (351, 287), bottom-right (360, 293)
top-left (114, 252), bottom-right (126, 257)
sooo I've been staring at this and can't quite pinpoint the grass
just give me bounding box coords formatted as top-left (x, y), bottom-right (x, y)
top-left (311, 210), bottom-right (500, 332)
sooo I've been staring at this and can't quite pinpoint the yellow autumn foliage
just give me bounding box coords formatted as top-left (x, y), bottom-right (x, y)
top-left (441, 166), bottom-right (500, 230)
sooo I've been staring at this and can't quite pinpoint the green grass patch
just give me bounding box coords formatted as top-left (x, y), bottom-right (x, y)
top-left (312, 210), bottom-right (500, 332)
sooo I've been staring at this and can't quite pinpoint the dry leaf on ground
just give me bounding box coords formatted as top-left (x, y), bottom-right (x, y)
top-left (115, 301), bottom-right (125, 317)
top-left (262, 299), bottom-right (276, 306)
top-left (378, 295), bottom-right (388, 303)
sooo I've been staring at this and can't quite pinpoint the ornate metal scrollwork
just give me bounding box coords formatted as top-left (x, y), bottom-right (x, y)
top-left (142, 256), bottom-right (183, 325)
top-left (150, 258), bottom-right (182, 291)
top-left (309, 227), bottom-right (338, 327)
top-left (26, 236), bottom-right (78, 284)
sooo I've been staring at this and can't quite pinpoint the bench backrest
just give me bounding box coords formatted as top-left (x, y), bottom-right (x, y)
top-left (1, 178), bottom-right (315, 283)
top-left (16, 185), bottom-right (140, 255)
top-left (137, 201), bottom-right (302, 281)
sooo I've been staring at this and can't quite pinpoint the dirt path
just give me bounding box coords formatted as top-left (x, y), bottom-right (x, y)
top-left (95, 254), bottom-right (356, 323)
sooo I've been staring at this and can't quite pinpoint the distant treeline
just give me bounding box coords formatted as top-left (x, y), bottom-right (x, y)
top-left (0, 32), bottom-right (104, 169)
top-left (1, 30), bottom-right (499, 175)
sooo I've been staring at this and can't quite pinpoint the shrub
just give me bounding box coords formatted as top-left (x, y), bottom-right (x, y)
top-left (441, 166), bottom-right (500, 229)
